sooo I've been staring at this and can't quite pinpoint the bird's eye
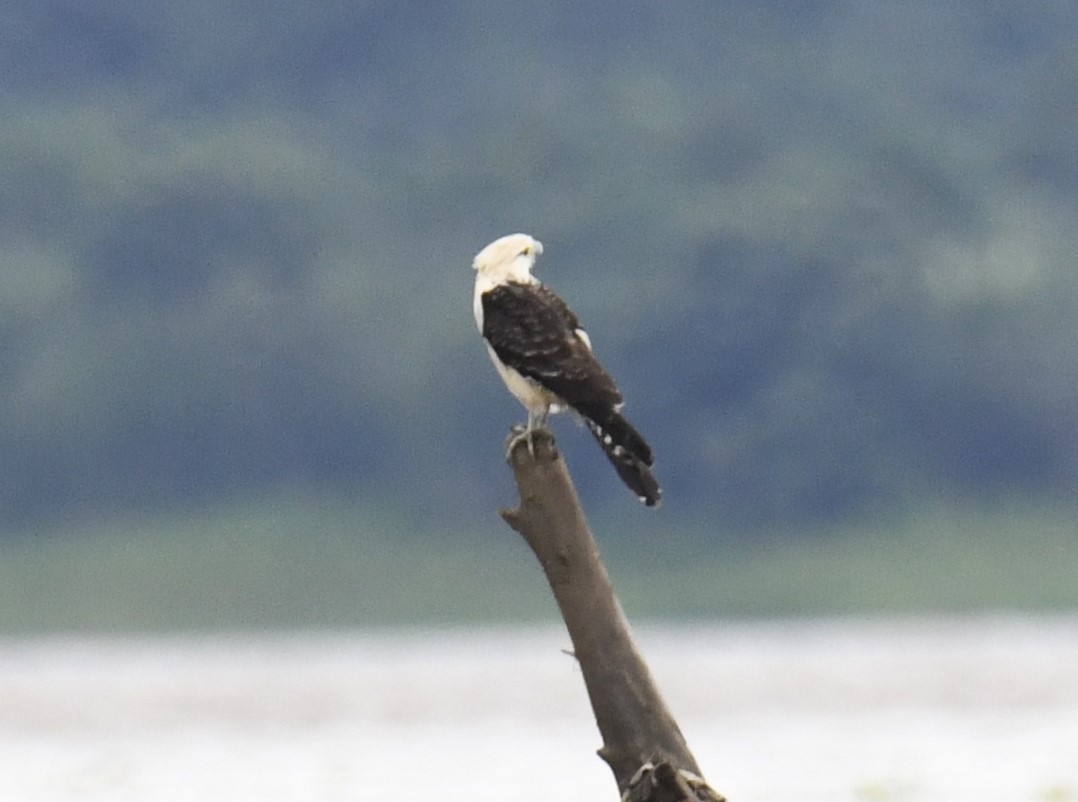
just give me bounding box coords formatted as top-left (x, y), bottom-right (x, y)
top-left (520, 247), bottom-right (530, 256)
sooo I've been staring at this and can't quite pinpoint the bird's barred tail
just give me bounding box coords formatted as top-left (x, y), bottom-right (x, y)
top-left (579, 405), bottom-right (662, 508)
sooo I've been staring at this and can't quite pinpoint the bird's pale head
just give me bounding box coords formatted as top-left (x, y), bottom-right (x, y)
top-left (472, 233), bottom-right (543, 282)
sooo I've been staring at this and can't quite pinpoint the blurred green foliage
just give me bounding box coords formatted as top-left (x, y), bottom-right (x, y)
top-left (2, 3), bottom-right (1076, 544)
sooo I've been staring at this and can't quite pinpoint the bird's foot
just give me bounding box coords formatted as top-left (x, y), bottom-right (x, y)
top-left (505, 423), bottom-right (536, 460)
top-left (505, 422), bottom-right (558, 460)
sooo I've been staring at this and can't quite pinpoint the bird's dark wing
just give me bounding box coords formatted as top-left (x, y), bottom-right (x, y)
top-left (481, 281), bottom-right (622, 408)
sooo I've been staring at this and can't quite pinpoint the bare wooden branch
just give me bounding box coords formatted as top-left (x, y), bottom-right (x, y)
top-left (500, 429), bottom-right (726, 802)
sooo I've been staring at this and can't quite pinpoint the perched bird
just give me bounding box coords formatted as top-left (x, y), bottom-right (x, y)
top-left (472, 233), bottom-right (661, 507)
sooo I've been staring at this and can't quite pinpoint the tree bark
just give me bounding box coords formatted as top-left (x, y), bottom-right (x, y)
top-left (500, 429), bottom-right (726, 802)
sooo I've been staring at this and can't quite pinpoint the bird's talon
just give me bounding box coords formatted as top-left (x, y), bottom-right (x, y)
top-left (505, 425), bottom-right (532, 460)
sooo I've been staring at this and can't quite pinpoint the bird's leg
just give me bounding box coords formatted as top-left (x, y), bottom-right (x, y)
top-left (527, 407), bottom-right (556, 455)
top-left (532, 408), bottom-right (549, 431)
top-left (525, 409), bottom-right (544, 456)
top-left (505, 407), bottom-right (549, 459)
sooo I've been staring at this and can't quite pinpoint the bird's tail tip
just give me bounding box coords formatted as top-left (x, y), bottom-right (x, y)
top-left (621, 462), bottom-right (662, 508)
top-left (630, 467), bottom-right (663, 508)
top-left (584, 415), bottom-right (662, 508)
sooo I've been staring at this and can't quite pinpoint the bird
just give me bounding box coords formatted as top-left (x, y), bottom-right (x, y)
top-left (472, 233), bottom-right (661, 507)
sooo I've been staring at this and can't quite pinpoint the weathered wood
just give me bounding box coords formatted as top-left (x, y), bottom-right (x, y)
top-left (500, 429), bottom-right (725, 802)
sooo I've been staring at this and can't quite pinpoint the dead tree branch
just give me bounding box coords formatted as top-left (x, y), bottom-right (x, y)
top-left (500, 429), bottom-right (726, 802)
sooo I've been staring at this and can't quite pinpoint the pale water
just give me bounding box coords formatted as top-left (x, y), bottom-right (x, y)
top-left (1, 616), bottom-right (1076, 801)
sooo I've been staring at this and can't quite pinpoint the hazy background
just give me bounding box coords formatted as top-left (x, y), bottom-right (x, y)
top-left (3, 1), bottom-right (1077, 630)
